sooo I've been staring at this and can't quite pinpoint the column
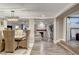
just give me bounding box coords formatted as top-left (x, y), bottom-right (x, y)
top-left (27, 19), bottom-right (35, 48)
top-left (63, 18), bottom-right (67, 41)
top-left (53, 18), bottom-right (57, 43)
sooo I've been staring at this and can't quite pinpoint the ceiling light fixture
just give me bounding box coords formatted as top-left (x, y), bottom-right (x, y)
top-left (7, 10), bottom-right (19, 21)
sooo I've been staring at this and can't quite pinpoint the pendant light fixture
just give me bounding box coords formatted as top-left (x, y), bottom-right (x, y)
top-left (7, 10), bottom-right (19, 21)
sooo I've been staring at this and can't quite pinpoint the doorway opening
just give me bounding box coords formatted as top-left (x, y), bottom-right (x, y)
top-left (65, 11), bottom-right (79, 47)
top-left (34, 19), bottom-right (54, 42)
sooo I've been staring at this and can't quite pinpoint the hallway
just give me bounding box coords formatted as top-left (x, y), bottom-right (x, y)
top-left (30, 40), bottom-right (72, 55)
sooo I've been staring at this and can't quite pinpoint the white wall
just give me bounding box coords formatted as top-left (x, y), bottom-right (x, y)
top-left (0, 20), bottom-right (7, 30)
top-left (53, 18), bottom-right (65, 43)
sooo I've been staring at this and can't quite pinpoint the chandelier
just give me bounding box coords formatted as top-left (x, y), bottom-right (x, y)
top-left (7, 10), bottom-right (19, 21)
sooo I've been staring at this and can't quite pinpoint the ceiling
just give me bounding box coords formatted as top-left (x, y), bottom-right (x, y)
top-left (69, 11), bottom-right (79, 17)
top-left (0, 3), bottom-right (75, 18)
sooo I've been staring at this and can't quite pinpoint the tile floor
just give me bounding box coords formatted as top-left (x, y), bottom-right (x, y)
top-left (31, 40), bottom-right (72, 55)
top-left (67, 40), bottom-right (79, 48)
top-left (1, 33), bottom-right (78, 55)
top-left (0, 36), bottom-right (34, 55)
top-left (0, 46), bottom-right (33, 55)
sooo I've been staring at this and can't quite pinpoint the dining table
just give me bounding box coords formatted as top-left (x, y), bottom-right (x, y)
top-left (15, 34), bottom-right (26, 48)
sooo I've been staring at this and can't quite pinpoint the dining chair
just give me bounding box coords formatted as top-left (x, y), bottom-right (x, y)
top-left (15, 29), bottom-right (23, 37)
top-left (18, 30), bottom-right (30, 49)
top-left (3, 30), bottom-right (17, 53)
top-left (0, 30), bottom-right (4, 52)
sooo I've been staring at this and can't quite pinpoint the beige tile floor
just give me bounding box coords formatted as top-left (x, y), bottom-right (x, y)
top-left (67, 40), bottom-right (79, 48)
top-left (31, 40), bottom-right (72, 55)
top-left (1, 34), bottom-right (78, 55)
top-left (0, 49), bottom-right (27, 55)
top-left (0, 46), bottom-right (33, 55)
top-left (0, 37), bottom-right (34, 55)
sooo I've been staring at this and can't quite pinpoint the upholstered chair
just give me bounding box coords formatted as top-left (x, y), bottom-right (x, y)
top-left (0, 30), bottom-right (4, 52)
top-left (3, 30), bottom-right (17, 53)
top-left (15, 29), bottom-right (23, 37)
top-left (18, 30), bottom-right (30, 49)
